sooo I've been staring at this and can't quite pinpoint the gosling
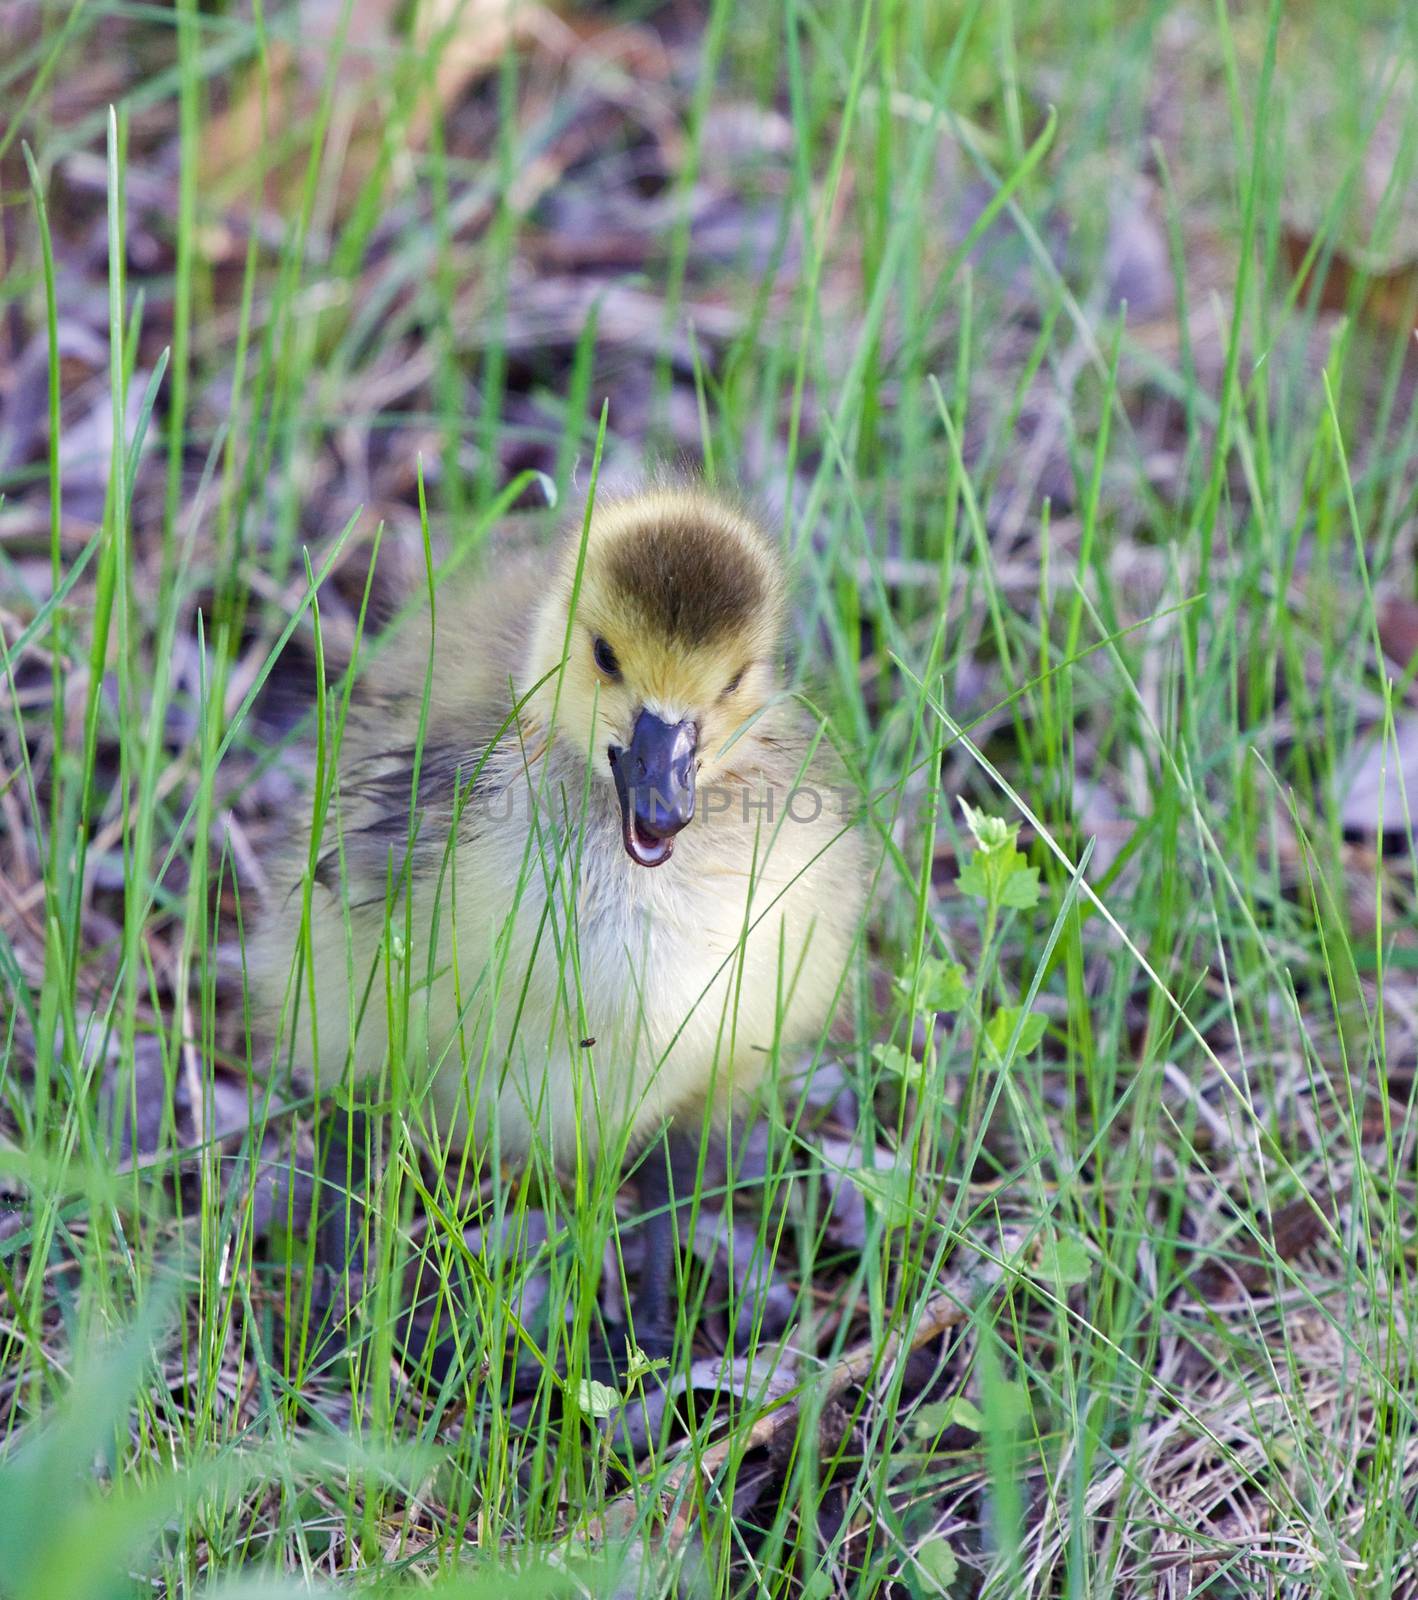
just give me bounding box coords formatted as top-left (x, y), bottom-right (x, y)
top-left (253, 484), bottom-right (866, 1357)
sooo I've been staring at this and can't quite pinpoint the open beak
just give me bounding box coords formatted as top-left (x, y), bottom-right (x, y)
top-left (608, 711), bottom-right (697, 868)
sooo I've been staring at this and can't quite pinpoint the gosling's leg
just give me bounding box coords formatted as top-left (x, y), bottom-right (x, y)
top-left (632, 1125), bottom-right (701, 1360)
top-left (305, 1108), bottom-right (372, 1368)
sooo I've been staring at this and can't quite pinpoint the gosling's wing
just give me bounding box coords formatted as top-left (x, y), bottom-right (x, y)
top-left (339, 543), bottom-right (543, 736)
top-left (315, 547), bottom-right (546, 902)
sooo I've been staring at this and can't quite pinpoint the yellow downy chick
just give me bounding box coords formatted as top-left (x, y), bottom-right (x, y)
top-left (254, 485), bottom-right (864, 1341)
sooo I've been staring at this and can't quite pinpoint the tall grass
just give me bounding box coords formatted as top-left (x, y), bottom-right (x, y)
top-left (3, 0), bottom-right (1418, 1595)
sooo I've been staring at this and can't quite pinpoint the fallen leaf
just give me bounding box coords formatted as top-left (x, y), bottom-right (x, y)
top-left (1105, 185), bottom-right (1173, 321)
top-left (1282, 226), bottom-right (1418, 336)
top-left (1193, 1194), bottom-right (1333, 1301)
top-left (200, 0), bottom-right (556, 216)
top-left (409, 0), bottom-right (538, 146)
top-left (1378, 597), bottom-right (1418, 672)
top-left (1339, 717), bottom-right (1418, 835)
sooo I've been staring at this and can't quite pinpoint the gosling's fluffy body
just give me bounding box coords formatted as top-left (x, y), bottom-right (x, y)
top-left (255, 488), bottom-right (863, 1170)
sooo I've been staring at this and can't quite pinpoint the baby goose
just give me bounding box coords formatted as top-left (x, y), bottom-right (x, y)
top-left (254, 484), bottom-right (865, 1357)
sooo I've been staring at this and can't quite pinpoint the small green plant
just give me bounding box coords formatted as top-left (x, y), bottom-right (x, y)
top-left (954, 799), bottom-right (1047, 1056)
top-left (858, 802), bottom-right (1048, 1232)
top-left (892, 800), bottom-right (1048, 1088)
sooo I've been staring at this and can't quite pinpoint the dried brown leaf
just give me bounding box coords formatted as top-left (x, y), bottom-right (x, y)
top-left (1282, 225), bottom-right (1418, 337)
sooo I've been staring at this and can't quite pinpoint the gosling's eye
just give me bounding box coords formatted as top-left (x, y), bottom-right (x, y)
top-left (593, 636), bottom-right (621, 680)
top-left (720, 665), bottom-right (748, 699)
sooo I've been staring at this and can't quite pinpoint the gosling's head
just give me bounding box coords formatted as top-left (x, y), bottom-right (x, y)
top-left (524, 487), bottom-right (788, 868)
